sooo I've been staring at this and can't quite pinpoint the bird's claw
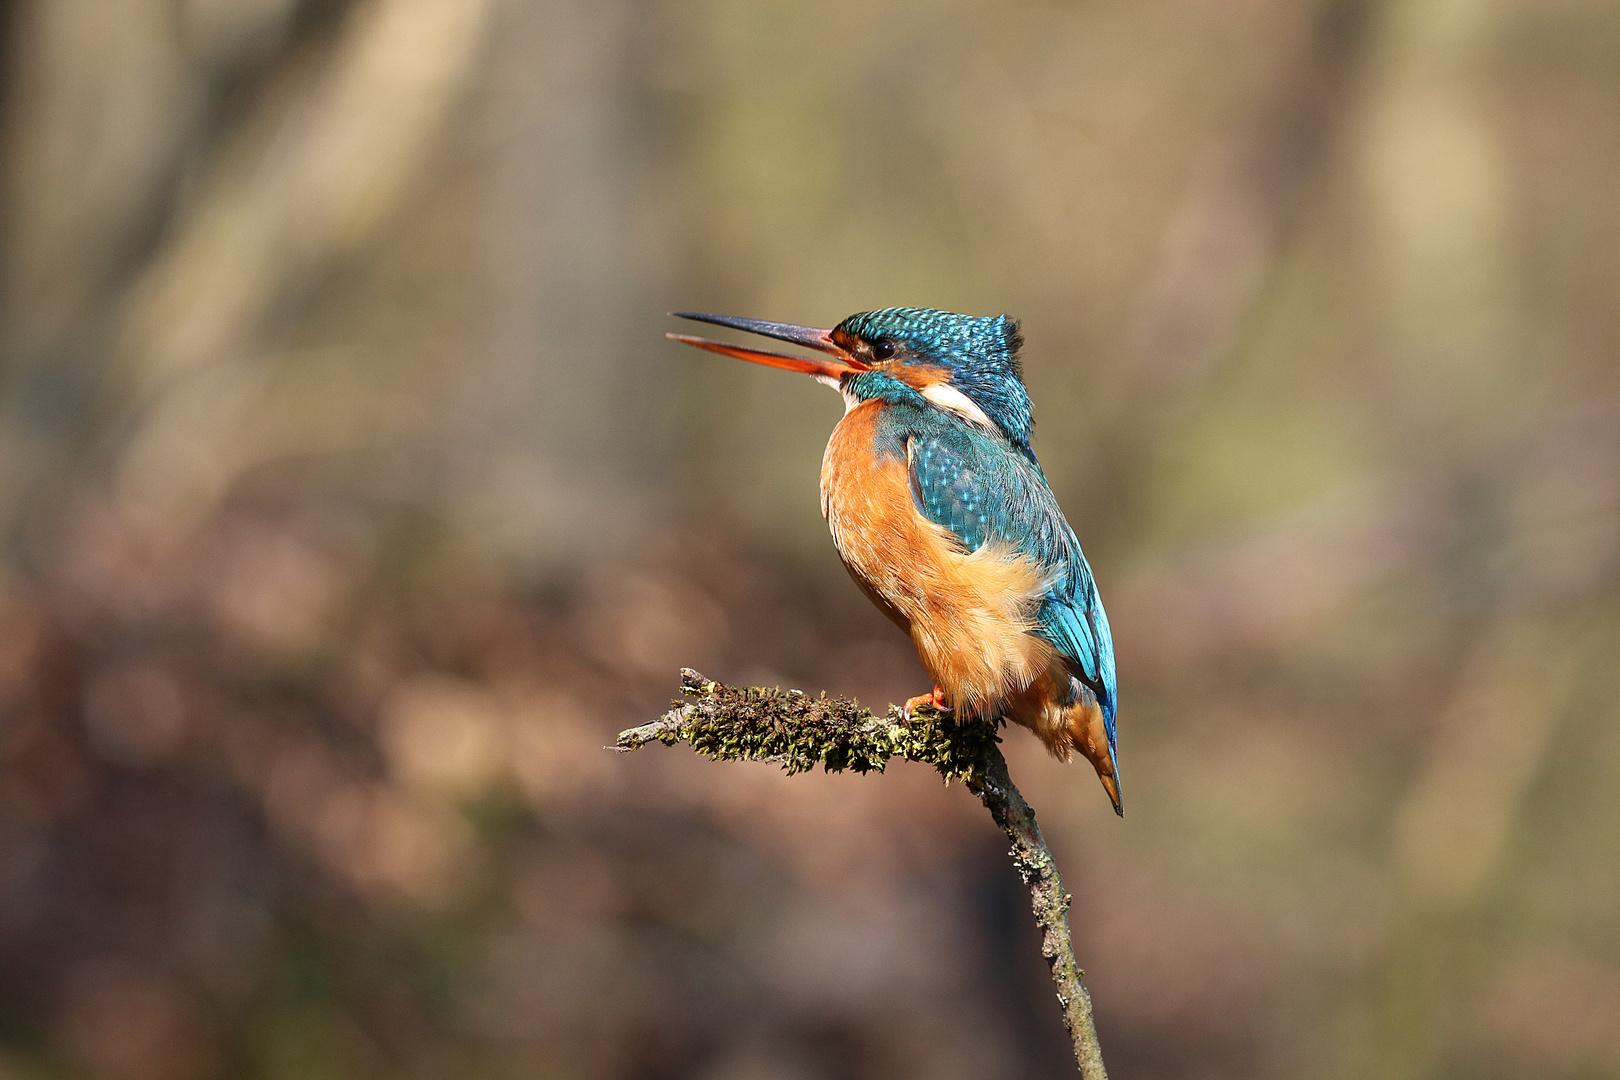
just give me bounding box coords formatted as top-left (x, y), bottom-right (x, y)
top-left (901, 686), bottom-right (951, 721)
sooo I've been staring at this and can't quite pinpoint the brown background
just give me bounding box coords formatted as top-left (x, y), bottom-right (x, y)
top-left (1, 0), bottom-right (1618, 1077)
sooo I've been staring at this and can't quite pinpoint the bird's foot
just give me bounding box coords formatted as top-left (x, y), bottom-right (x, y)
top-left (901, 686), bottom-right (951, 721)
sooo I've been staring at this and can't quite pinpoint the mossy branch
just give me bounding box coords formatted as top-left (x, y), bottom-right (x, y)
top-left (617, 669), bottom-right (1108, 1080)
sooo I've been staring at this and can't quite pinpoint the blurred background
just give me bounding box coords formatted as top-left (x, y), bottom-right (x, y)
top-left (1, 0), bottom-right (1617, 1077)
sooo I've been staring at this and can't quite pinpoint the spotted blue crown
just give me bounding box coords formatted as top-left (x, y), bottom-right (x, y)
top-left (837, 308), bottom-right (1034, 451)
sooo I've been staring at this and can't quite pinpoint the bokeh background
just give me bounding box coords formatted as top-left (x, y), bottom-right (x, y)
top-left (1, 0), bottom-right (1618, 1077)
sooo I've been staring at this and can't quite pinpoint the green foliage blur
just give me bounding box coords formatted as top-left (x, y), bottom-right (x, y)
top-left (1, 0), bottom-right (1618, 1077)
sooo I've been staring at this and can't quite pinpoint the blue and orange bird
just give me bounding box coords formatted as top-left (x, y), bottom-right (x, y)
top-left (669, 308), bottom-right (1121, 814)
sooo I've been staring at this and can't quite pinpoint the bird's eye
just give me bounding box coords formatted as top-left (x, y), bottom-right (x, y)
top-left (871, 339), bottom-right (896, 361)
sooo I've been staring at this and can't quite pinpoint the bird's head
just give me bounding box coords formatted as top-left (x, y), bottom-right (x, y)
top-left (670, 307), bottom-right (1034, 452)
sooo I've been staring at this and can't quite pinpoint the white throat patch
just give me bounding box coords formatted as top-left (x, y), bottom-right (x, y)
top-left (814, 373), bottom-right (861, 414)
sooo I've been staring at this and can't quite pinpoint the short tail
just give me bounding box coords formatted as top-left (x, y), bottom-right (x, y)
top-left (1065, 687), bottom-right (1122, 816)
top-left (1001, 668), bottom-right (1123, 815)
top-left (1096, 766), bottom-right (1123, 817)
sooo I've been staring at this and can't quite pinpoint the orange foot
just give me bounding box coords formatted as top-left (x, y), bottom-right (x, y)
top-left (902, 685), bottom-right (951, 720)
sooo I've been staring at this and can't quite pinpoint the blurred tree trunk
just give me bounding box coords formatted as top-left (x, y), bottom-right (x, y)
top-left (0, 0), bottom-right (494, 551)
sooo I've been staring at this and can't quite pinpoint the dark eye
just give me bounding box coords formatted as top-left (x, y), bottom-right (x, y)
top-left (871, 339), bottom-right (896, 361)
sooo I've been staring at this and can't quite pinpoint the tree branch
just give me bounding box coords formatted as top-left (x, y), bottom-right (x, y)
top-left (617, 669), bottom-right (1108, 1079)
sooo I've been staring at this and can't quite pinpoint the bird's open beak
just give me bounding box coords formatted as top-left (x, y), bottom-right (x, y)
top-left (668, 312), bottom-right (867, 380)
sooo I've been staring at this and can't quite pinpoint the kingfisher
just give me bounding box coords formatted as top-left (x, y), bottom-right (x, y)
top-left (670, 308), bottom-right (1121, 814)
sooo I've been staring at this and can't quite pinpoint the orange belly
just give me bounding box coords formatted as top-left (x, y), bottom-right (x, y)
top-left (829, 401), bottom-right (1121, 806)
top-left (820, 401), bottom-right (1121, 809)
top-left (820, 401), bottom-right (1053, 716)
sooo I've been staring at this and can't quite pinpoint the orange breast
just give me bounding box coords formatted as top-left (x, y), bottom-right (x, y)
top-left (819, 401), bottom-right (1054, 715)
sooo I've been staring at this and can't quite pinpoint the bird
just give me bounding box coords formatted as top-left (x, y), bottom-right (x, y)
top-left (669, 308), bottom-right (1121, 815)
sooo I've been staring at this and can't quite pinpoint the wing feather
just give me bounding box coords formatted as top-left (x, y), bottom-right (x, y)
top-left (906, 420), bottom-right (1118, 741)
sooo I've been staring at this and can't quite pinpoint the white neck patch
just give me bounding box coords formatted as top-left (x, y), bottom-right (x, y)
top-left (820, 373), bottom-right (997, 426)
top-left (921, 382), bottom-right (996, 430)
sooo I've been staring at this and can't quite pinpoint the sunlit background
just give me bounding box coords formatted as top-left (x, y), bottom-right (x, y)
top-left (1, 0), bottom-right (1617, 1077)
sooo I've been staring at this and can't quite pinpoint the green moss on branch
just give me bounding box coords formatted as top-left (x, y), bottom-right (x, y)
top-left (616, 668), bottom-right (1000, 784)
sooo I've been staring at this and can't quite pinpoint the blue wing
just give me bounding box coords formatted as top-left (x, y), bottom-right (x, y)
top-left (905, 417), bottom-right (1118, 746)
